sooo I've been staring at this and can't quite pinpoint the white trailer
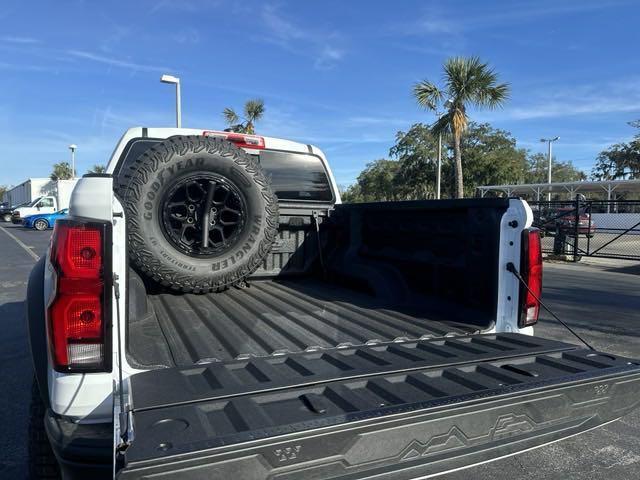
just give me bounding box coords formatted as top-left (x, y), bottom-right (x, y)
top-left (9, 178), bottom-right (78, 222)
top-left (4, 178), bottom-right (53, 206)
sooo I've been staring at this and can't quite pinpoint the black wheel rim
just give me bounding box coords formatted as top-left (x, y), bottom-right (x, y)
top-left (160, 174), bottom-right (247, 257)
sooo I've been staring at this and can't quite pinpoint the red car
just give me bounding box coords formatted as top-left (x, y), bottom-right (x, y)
top-left (539, 207), bottom-right (596, 237)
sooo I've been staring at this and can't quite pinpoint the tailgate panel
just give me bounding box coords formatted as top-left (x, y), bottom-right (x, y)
top-left (118, 335), bottom-right (640, 479)
top-left (129, 333), bottom-right (573, 410)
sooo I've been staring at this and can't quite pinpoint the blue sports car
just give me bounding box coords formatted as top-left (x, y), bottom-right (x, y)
top-left (22, 209), bottom-right (69, 231)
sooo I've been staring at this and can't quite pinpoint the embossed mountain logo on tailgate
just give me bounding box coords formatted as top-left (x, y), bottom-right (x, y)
top-left (399, 413), bottom-right (538, 461)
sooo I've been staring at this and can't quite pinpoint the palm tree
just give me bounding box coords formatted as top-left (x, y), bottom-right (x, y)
top-left (87, 164), bottom-right (107, 174)
top-left (222, 99), bottom-right (265, 134)
top-left (50, 162), bottom-right (73, 181)
top-left (413, 57), bottom-right (509, 198)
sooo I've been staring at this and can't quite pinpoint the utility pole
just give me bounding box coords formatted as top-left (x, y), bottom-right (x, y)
top-left (540, 136), bottom-right (560, 201)
top-left (435, 100), bottom-right (453, 199)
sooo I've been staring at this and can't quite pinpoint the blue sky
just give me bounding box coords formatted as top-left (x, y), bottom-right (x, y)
top-left (1, 0), bottom-right (639, 187)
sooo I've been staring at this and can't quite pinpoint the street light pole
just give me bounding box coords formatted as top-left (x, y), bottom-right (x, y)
top-left (435, 100), bottom-right (453, 200)
top-left (540, 136), bottom-right (560, 201)
top-left (436, 128), bottom-right (442, 199)
top-left (68, 144), bottom-right (77, 178)
top-left (160, 74), bottom-right (182, 128)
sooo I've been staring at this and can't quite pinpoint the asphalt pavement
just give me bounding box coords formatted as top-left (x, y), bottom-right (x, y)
top-left (0, 223), bottom-right (639, 479)
top-left (0, 224), bottom-right (51, 479)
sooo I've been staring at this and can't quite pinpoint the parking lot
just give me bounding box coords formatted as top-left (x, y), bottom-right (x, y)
top-left (1, 223), bottom-right (639, 479)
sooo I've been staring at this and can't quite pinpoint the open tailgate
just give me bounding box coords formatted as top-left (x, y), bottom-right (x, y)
top-left (116, 333), bottom-right (640, 479)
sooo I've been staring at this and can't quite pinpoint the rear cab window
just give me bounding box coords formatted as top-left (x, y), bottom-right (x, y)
top-left (253, 150), bottom-right (334, 202)
top-left (115, 138), bottom-right (334, 203)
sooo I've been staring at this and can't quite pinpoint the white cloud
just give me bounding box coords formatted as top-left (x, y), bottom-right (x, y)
top-left (171, 27), bottom-right (201, 45)
top-left (314, 45), bottom-right (345, 70)
top-left (347, 116), bottom-right (411, 127)
top-left (495, 78), bottom-right (640, 121)
top-left (260, 3), bottom-right (346, 70)
top-left (0, 61), bottom-right (54, 72)
top-left (1, 36), bottom-right (39, 44)
top-left (66, 50), bottom-right (171, 73)
top-left (401, 1), bottom-right (631, 36)
top-left (150, 0), bottom-right (228, 14)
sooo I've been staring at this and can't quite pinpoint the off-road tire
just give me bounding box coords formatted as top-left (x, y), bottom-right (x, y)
top-left (122, 135), bottom-right (278, 293)
top-left (29, 378), bottom-right (61, 479)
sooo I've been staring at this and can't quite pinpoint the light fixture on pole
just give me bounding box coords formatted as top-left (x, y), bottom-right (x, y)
top-left (540, 136), bottom-right (560, 201)
top-left (160, 74), bottom-right (182, 128)
top-left (68, 144), bottom-right (77, 178)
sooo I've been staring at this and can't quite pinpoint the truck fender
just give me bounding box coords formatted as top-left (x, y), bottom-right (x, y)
top-left (26, 256), bottom-right (50, 407)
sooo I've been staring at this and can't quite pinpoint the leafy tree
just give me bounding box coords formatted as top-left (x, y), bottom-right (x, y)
top-left (0, 185), bottom-right (9, 200)
top-left (341, 160), bottom-right (400, 203)
top-left (222, 99), bottom-right (265, 134)
top-left (87, 164), bottom-right (107, 174)
top-left (457, 123), bottom-right (528, 196)
top-left (344, 122), bottom-right (531, 202)
top-left (591, 120), bottom-right (640, 180)
top-left (389, 123), bottom-right (439, 199)
top-left (50, 162), bottom-right (73, 180)
top-left (413, 56), bottom-right (510, 198)
top-left (391, 122), bottom-right (528, 198)
top-left (526, 154), bottom-right (586, 183)
top-left (340, 183), bottom-right (363, 203)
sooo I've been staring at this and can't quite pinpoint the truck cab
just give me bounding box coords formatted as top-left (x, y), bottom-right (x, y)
top-left (12, 195), bottom-right (57, 223)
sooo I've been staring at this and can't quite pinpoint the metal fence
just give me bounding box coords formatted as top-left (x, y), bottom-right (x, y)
top-left (529, 199), bottom-right (640, 261)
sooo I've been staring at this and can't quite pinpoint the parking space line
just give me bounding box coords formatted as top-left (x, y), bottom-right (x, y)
top-left (0, 226), bottom-right (40, 261)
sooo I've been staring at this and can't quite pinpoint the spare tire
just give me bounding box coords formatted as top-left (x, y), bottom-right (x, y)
top-left (122, 135), bottom-right (278, 293)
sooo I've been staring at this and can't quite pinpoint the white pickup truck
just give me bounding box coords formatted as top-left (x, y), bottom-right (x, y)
top-left (27, 127), bottom-right (640, 480)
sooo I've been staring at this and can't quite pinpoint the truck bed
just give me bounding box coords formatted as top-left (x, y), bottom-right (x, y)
top-left (127, 276), bottom-right (482, 368)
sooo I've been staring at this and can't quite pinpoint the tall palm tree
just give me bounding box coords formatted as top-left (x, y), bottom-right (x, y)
top-left (413, 57), bottom-right (509, 198)
top-left (222, 99), bottom-right (265, 134)
top-left (50, 162), bottom-right (73, 181)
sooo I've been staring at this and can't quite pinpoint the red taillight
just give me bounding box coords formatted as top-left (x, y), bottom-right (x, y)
top-left (518, 228), bottom-right (543, 327)
top-left (202, 130), bottom-right (265, 149)
top-left (47, 220), bottom-right (111, 372)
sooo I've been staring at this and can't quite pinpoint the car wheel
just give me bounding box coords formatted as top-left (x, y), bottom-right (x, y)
top-left (34, 219), bottom-right (48, 231)
top-left (2, 213), bottom-right (11, 222)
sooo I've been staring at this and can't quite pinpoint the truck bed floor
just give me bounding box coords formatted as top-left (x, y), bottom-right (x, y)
top-left (128, 278), bottom-right (481, 367)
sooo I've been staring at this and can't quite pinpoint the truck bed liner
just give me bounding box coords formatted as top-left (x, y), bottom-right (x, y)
top-left (130, 278), bottom-right (481, 367)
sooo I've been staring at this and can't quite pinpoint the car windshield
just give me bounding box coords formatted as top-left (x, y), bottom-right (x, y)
top-left (28, 197), bottom-right (43, 207)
